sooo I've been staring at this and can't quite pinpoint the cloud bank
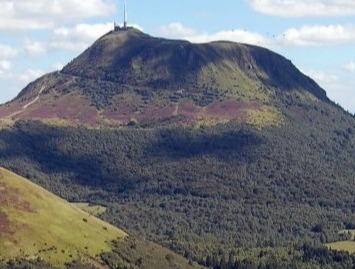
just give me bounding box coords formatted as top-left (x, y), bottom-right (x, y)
top-left (159, 23), bottom-right (268, 46)
top-left (249, 0), bottom-right (355, 17)
top-left (0, 45), bottom-right (18, 58)
top-left (50, 23), bottom-right (113, 51)
top-left (0, 0), bottom-right (115, 30)
top-left (343, 62), bottom-right (355, 72)
top-left (158, 23), bottom-right (355, 48)
top-left (279, 25), bottom-right (355, 46)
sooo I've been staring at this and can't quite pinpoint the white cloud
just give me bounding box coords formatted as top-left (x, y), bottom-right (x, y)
top-left (0, 66), bottom-right (43, 82)
top-left (322, 78), bottom-right (355, 112)
top-left (158, 23), bottom-right (267, 46)
top-left (0, 0), bottom-right (115, 31)
top-left (278, 25), bottom-right (355, 47)
top-left (18, 69), bottom-right (44, 82)
top-left (303, 70), bottom-right (338, 83)
top-left (0, 45), bottom-right (18, 58)
top-left (0, 60), bottom-right (12, 71)
top-left (189, 30), bottom-right (267, 45)
top-left (301, 69), bottom-right (355, 113)
top-left (342, 62), bottom-right (355, 72)
top-left (302, 69), bottom-right (339, 92)
top-left (24, 40), bottom-right (47, 56)
top-left (50, 23), bottom-right (113, 51)
top-left (249, 0), bottom-right (355, 17)
top-left (53, 63), bottom-right (65, 71)
top-left (0, 67), bottom-right (45, 103)
top-left (159, 22), bottom-right (355, 48)
top-left (159, 23), bottom-right (198, 38)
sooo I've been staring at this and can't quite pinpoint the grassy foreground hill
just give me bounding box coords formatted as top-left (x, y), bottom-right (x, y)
top-left (0, 167), bottom-right (125, 267)
top-left (0, 167), bottom-right (205, 269)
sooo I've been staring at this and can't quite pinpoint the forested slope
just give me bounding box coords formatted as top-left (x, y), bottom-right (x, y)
top-left (0, 92), bottom-right (354, 267)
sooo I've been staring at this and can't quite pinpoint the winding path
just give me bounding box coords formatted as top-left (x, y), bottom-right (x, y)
top-left (5, 86), bottom-right (45, 119)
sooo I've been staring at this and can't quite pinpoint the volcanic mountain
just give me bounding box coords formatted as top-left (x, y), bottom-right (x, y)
top-left (1, 28), bottom-right (355, 269)
top-left (0, 28), bottom-right (329, 127)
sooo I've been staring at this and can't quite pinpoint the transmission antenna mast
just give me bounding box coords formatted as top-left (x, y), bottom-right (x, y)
top-left (123, 0), bottom-right (128, 29)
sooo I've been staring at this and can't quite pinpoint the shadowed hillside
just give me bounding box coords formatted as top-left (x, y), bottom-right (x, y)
top-left (0, 28), bottom-right (355, 269)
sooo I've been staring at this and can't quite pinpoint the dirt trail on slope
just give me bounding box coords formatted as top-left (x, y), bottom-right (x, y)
top-left (5, 86), bottom-right (45, 119)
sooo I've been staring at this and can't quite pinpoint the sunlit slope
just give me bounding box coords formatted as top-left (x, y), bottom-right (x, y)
top-left (0, 29), bottom-right (330, 128)
top-left (327, 230), bottom-right (355, 253)
top-left (0, 167), bottom-right (126, 267)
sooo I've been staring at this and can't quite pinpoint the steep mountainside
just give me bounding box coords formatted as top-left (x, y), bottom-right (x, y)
top-left (0, 167), bottom-right (205, 269)
top-left (0, 167), bottom-right (126, 267)
top-left (0, 28), bottom-right (355, 269)
top-left (0, 29), bottom-right (329, 127)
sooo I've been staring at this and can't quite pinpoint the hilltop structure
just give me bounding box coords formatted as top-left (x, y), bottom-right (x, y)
top-left (114, 0), bottom-right (133, 31)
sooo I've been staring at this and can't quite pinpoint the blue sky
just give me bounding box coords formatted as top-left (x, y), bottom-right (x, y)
top-left (0, 0), bottom-right (354, 113)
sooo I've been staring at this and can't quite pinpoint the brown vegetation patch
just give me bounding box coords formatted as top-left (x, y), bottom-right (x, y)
top-left (179, 100), bottom-right (201, 116)
top-left (17, 95), bottom-right (99, 125)
top-left (104, 99), bottom-right (262, 125)
top-left (204, 100), bottom-right (261, 120)
top-left (140, 101), bottom-right (202, 123)
top-left (21, 106), bottom-right (99, 125)
top-left (0, 101), bottom-right (25, 118)
top-left (0, 211), bottom-right (10, 234)
top-left (138, 105), bottom-right (177, 120)
top-left (0, 181), bottom-right (35, 214)
top-left (104, 97), bottom-right (143, 124)
top-left (106, 98), bottom-right (140, 117)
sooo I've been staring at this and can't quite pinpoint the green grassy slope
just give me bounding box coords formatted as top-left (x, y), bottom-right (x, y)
top-left (0, 29), bottom-right (328, 128)
top-left (0, 167), bottom-right (126, 267)
top-left (327, 230), bottom-right (355, 253)
top-left (0, 167), bottom-right (206, 269)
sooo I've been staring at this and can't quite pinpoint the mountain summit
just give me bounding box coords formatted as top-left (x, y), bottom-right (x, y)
top-left (0, 28), bottom-right (330, 127)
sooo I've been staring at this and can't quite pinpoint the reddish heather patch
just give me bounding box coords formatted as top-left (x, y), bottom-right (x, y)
top-left (17, 95), bottom-right (99, 125)
top-left (106, 102), bottom-right (139, 116)
top-left (104, 99), bottom-right (261, 125)
top-left (139, 101), bottom-right (201, 122)
top-left (104, 110), bottom-right (131, 124)
top-left (104, 99), bottom-right (142, 124)
top-left (179, 100), bottom-right (201, 116)
top-left (0, 211), bottom-right (10, 234)
top-left (176, 101), bottom-right (202, 122)
top-left (0, 102), bottom-right (25, 118)
top-left (0, 181), bottom-right (35, 214)
top-left (204, 100), bottom-right (261, 120)
top-left (138, 105), bottom-right (177, 120)
top-left (106, 100), bottom-right (203, 125)
top-left (21, 106), bottom-right (99, 125)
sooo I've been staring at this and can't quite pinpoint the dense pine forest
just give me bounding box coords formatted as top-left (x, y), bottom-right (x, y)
top-left (1, 90), bottom-right (355, 268)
